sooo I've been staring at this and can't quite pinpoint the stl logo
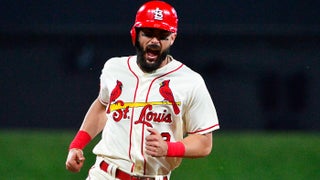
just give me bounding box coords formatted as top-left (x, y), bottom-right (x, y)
top-left (154, 8), bottom-right (163, 20)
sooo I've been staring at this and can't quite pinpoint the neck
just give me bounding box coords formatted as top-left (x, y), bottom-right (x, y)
top-left (161, 56), bottom-right (171, 67)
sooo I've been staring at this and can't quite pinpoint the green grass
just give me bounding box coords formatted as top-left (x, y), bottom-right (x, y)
top-left (174, 132), bottom-right (320, 180)
top-left (0, 130), bottom-right (319, 180)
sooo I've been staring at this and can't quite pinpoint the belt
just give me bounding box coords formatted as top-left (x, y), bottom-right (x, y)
top-left (100, 161), bottom-right (168, 180)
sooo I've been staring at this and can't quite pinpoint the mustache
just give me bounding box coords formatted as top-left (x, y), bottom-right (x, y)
top-left (146, 44), bottom-right (161, 51)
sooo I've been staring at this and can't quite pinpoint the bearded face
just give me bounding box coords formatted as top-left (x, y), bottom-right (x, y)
top-left (136, 42), bottom-right (170, 73)
top-left (135, 28), bottom-right (173, 73)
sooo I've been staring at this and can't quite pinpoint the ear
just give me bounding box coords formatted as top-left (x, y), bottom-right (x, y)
top-left (169, 33), bottom-right (177, 46)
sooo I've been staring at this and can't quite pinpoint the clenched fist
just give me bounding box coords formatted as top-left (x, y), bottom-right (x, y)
top-left (65, 148), bottom-right (85, 173)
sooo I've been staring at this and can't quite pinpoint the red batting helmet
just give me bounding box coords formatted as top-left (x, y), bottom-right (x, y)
top-left (130, 1), bottom-right (178, 45)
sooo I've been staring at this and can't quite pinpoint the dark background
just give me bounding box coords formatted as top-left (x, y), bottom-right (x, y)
top-left (1, 0), bottom-right (319, 131)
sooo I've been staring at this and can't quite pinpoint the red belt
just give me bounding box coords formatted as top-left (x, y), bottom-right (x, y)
top-left (100, 161), bottom-right (168, 180)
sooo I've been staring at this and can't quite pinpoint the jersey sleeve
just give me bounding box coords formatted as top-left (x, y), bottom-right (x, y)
top-left (184, 76), bottom-right (220, 134)
top-left (98, 58), bottom-right (117, 106)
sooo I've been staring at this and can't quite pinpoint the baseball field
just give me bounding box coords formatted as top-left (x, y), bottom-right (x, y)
top-left (0, 130), bottom-right (319, 180)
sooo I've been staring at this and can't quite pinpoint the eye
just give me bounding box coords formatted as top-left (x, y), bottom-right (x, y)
top-left (141, 31), bottom-right (153, 38)
top-left (159, 34), bottom-right (170, 40)
top-left (140, 29), bottom-right (171, 40)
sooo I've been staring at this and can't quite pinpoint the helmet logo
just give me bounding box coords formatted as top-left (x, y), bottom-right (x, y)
top-left (154, 8), bottom-right (163, 20)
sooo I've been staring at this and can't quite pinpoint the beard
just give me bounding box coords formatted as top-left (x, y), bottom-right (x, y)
top-left (136, 42), bottom-right (170, 73)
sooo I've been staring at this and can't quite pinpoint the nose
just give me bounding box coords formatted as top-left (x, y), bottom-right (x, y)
top-left (149, 36), bottom-right (161, 44)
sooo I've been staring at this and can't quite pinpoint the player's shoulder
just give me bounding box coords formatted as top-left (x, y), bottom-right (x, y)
top-left (102, 55), bottom-right (131, 69)
top-left (105, 56), bottom-right (130, 64)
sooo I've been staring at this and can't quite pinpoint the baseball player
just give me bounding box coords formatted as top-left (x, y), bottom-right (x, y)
top-left (65, 1), bottom-right (220, 179)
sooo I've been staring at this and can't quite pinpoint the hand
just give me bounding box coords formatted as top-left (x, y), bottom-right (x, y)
top-left (145, 128), bottom-right (168, 157)
top-left (65, 148), bottom-right (85, 173)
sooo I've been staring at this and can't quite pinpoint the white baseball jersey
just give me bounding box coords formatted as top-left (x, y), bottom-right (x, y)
top-left (93, 55), bottom-right (219, 176)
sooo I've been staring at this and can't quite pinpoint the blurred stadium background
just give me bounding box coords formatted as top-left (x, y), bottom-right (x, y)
top-left (1, 0), bottom-right (319, 179)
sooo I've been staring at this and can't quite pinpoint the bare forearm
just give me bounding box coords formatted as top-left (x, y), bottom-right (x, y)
top-left (181, 133), bottom-right (213, 158)
top-left (79, 98), bottom-right (107, 138)
top-left (66, 98), bottom-right (107, 172)
top-left (145, 129), bottom-right (213, 158)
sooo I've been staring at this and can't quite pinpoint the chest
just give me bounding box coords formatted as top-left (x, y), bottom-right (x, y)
top-left (107, 74), bottom-right (187, 117)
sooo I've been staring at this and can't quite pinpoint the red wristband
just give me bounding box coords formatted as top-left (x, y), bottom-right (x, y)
top-left (166, 142), bottom-right (185, 157)
top-left (69, 130), bottom-right (92, 150)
